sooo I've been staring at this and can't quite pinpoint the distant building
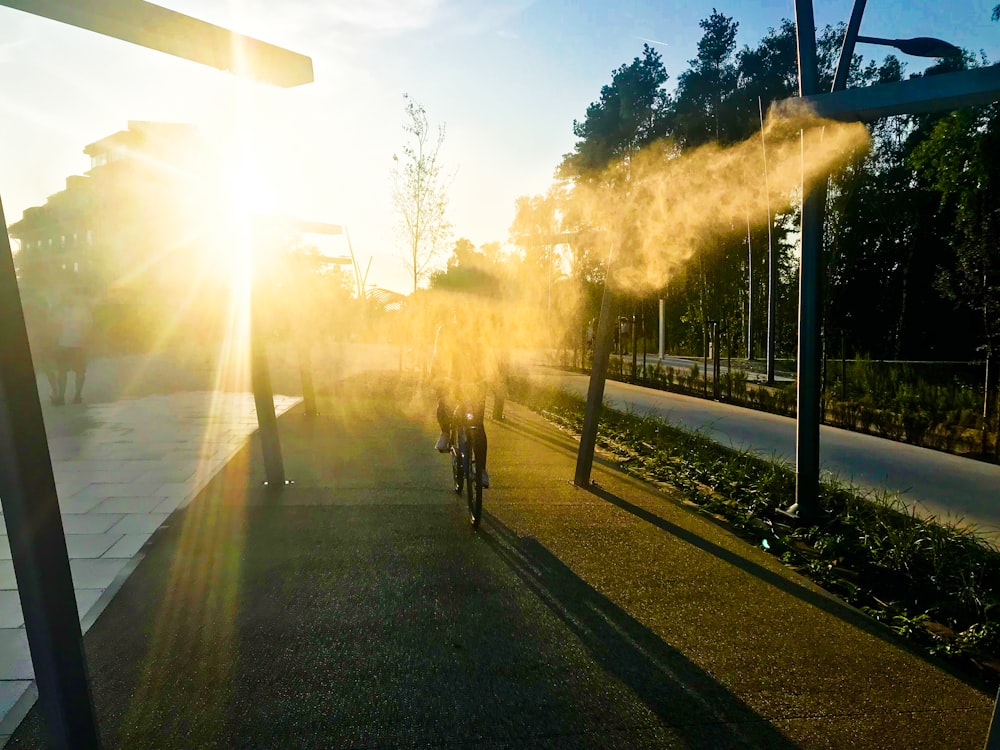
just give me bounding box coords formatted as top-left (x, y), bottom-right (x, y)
top-left (9, 121), bottom-right (230, 349)
top-left (11, 120), bottom-right (213, 295)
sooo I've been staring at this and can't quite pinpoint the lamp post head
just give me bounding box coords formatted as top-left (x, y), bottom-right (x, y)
top-left (857, 35), bottom-right (963, 59)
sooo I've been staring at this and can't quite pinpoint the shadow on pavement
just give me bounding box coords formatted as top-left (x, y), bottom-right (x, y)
top-left (480, 515), bottom-right (799, 749)
top-left (583, 482), bottom-right (977, 684)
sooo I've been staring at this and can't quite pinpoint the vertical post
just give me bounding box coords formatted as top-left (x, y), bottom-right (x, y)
top-left (790, 0), bottom-right (823, 521)
top-left (631, 313), bottom-right (637, 381)
top-left (985, 686), bottom-right (1000, 750)
top-left (703, 323), bottom-right (709, 396)
top-left (765, 232), bottom-right (777, 385)
top-left (713, 321), bottom-right (721, 400)
top-left (840, 330), bottom-right (846, 400)
top-left (727, 327), bottom-right (733, 399)
top-left (574, 283), bottom-right (617, 486)
top-left (658, 298), bottom-right (666, 359)
top-left (746, 216), bottom-right (753, 361)
top-left (298, 343), bottom-right (317, 417)
top-left (250, 241), bottom-right (286, 487)
top-left (983, 352), bottom-right (993, 457)
top-left (0, 197), bottom-right (101, 749)
top-left (641, 306), bottom-right (647, 379)
top-left (761, 96), bottom-right (778, 387)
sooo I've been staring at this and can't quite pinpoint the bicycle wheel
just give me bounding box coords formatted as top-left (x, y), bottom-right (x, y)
top-left (469, 453), bottom-right (483, 528)
top-left (466, 429), bottom-right (482, 528)
top-left (464, 430), bottom-right (475, 514)
top-left (451, 429), bottom-right (463, 494)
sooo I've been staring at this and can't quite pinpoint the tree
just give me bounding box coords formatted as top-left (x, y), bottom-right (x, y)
top-left (670, 9), bottom-right (740, 147)
top-left (429, 237), bottom-right (500, 295)
top-left (911, 101), bottom-right (1000, 441)
top-left (560, 44), bottom-right (671, 180)
top-left (392, 95), bottom-right (451, 293)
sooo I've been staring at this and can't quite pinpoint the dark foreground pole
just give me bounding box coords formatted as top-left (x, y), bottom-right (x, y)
top-left (0, 197), bottom-right (101, 748)
top-left (574, 283), bottom-right (618, 486)
top-left (985, 687), bottom-right (1000, 750)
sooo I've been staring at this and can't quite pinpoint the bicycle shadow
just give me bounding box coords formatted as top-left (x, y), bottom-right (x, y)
top-left (478, 515), bottom-right (799, 749)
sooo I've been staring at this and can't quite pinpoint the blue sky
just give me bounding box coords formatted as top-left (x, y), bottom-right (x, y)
top-left (1, 1), bottom-right (998, 293)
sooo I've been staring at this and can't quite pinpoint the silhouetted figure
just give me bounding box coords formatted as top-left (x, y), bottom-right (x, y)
top-left (54, 292), bottom-right (92, 405)
top-left (431, 311), bottom-right (493, 488)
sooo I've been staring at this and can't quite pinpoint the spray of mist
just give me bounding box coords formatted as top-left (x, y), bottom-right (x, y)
top-left (571, 104), bottom-right (870, 294)
top-left (255, 106), bottom-right (871, 383)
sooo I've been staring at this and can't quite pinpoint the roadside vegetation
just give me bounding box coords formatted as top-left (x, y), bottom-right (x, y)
top-left (589, 355), bottom-right (999, 461)
top-left (509, 374), bottom-right (1000, 692)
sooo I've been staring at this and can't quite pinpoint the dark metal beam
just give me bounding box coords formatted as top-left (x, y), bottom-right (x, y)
top-left (790, 0), bottom-right (823, 522)
top-left (0, 0), bottom-right (313, 87)
top-left (0, 195), bottom-right (101, 748)
top-left (801, 64), bottom-right (1000, 121)
top-left (832, 0), bottom-right (868, 92)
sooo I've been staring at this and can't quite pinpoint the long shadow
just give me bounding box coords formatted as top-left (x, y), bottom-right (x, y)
top-left (583, 482), bottom-right (981, 686)
top-left (479, 515), bottom-right (800, 749)
top-left (497, 415), bottom-right (620, 469)
top-left (502, 405), bottom-right (980, 688)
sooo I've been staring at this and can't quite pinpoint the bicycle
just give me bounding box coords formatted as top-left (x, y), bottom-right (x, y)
top-left (449, 403), bottom-right (483, 528)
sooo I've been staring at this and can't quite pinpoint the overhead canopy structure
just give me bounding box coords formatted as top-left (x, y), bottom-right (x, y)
top-left (0, 0), bottom-right (313, 87)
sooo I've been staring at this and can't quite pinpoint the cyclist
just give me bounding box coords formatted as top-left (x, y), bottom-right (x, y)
top-left (430, 311), bottom-right (491, 488)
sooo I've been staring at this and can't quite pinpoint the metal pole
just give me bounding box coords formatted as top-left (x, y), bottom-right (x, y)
top-left (790, 0), bottom-right (823, 521)
top-left (986, 687), bottom-right (1000, 750)
top-left (713, 321), bottom-right (721, 399)
top-left (250, 242), bottom-right (286, 487)
top-left (641, 306), bottom-right (647, 379)
top-left (631, 313), bottom-right (637, 381)
top-left (658, 298), bottom-right (666, 359)
top-left (574, 282), bottom-right (617, 486)
top-left (703, 323), bottom-right (709, 396)
top-left (0, 196), bottom-right (101, 748)
top-left (787, 0), bottom-right (867, 518)
top-left (727, 326), bottom-right (733, 399)
top-left (761, 96), bottom-right (778, 387)
top-left (746, 215), bottom-right (753, 361)
top-left (298, 343), bottom-right (317, 417)
top-left (833, 0), bottom-right (868, 93)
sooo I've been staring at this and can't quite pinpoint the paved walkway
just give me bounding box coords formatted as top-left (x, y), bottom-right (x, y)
top-left (1, 374), bottom-right (995, 748)
top-left (0, 389), bottom-right (299, 743)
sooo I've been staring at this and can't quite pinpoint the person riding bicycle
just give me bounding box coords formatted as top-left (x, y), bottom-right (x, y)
top-left (430, 311), bottom-right (491, 489)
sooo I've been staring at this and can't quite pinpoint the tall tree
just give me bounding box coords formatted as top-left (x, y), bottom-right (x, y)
top-left (911, 99), bottom-right (1000, 424)
top-left (429, 237), bottom-right (500, 295)
top-left (560, 44), bottom-right (671, 180)
top-left (392, 95), bottom-right (451, 293)
top-left (670, 8), bottom-right (740, 147)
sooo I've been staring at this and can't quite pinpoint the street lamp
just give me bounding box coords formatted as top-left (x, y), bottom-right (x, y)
top-left (789, 0), bottom-right (975, 525)
top-left (855, 35), bottom-right (963, 58)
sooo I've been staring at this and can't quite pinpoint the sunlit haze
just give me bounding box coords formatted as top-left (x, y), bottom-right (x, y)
top-left (2, 0), bottom-right (998, 294)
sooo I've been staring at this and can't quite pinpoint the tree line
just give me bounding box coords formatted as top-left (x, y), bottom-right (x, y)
top-left (397, 9), bottom-right (999, 399)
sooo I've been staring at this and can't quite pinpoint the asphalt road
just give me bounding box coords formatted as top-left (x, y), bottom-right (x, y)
top-left (534, 368), bottom-right (1000, 538)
